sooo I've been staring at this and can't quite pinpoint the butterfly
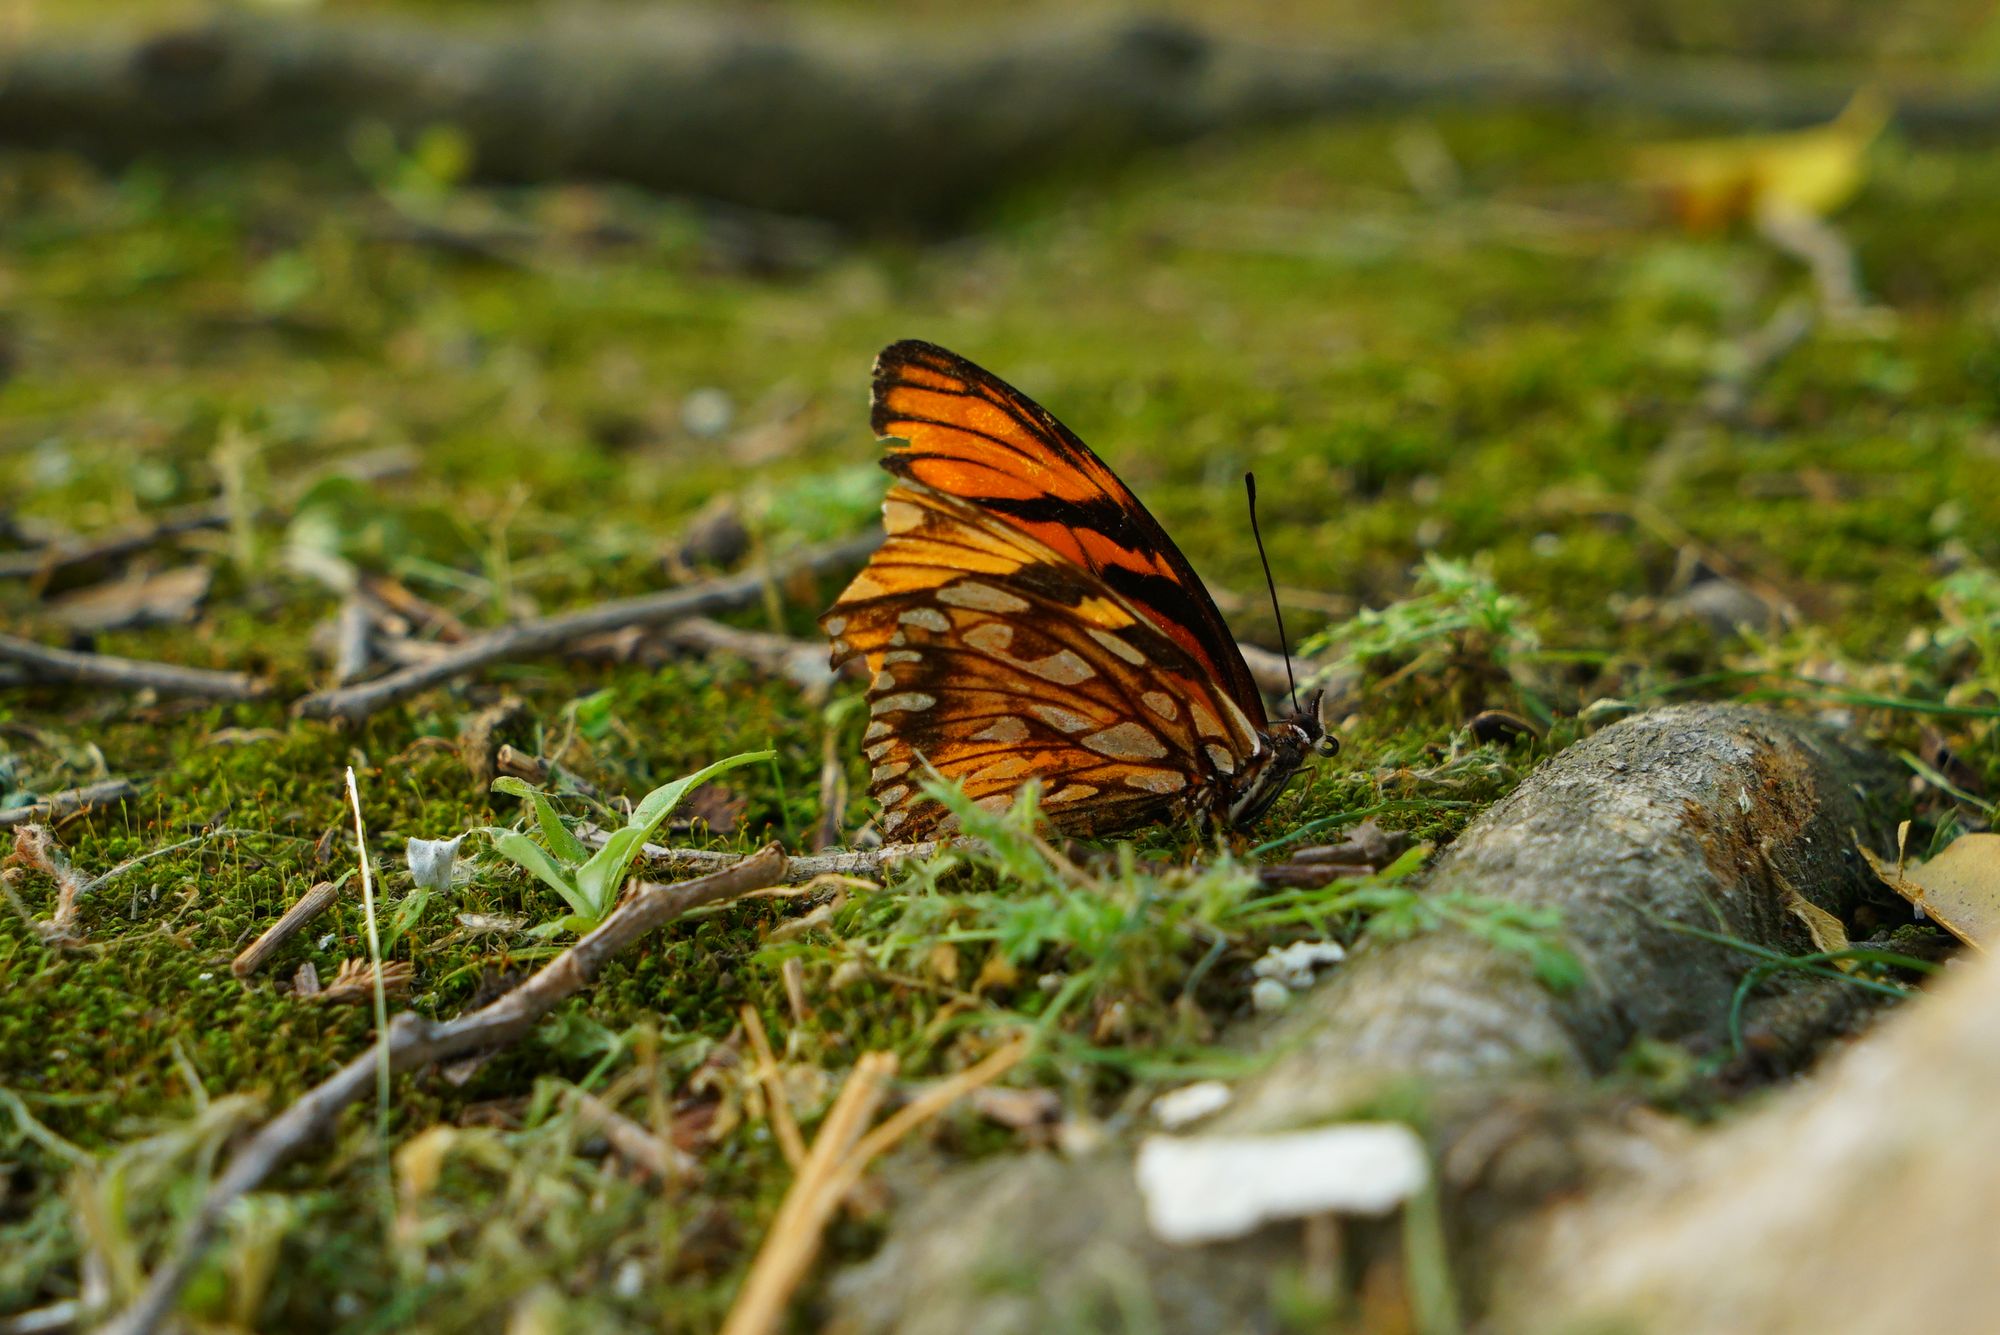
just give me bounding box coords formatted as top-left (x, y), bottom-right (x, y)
top-left (820, 341), bottom-right (1336, 840)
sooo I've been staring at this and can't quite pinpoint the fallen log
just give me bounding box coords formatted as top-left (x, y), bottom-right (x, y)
top-left (830, 703), bottom-right (1906, 1333)
top-left (6, 13), bottom-right (1999, 227)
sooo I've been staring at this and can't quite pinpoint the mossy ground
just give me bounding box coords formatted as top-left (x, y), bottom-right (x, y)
top-left (3, 64), bottom-right (1999, 1333)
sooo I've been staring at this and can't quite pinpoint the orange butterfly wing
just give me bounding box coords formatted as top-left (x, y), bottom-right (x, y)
top-left (823, 484), bottom-right (1264, 839)
top-left (869, 340), bottom-right (1267, 729)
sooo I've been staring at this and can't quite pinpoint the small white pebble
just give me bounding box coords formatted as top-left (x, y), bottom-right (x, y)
top-left (1251, 977), bottom-right (1292, 1013)
top-left (614, 1259), bottom-right (645, 1299)
top-left (197, 972), bottom-right (213, 981)
top-left (681, 387), bottom-right (734, 438)
top-left (317, 933), bottom-right (335, 949)
top-left (1251, 940), bottom-right (1347, 991)
top-left (1153, 1080), bottom-right (1233, 1129)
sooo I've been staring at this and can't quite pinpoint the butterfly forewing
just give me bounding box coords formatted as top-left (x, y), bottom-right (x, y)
top-left (824, 485), bottom-right (1262, 838)
top-left (870, 340), bottom-right (1266, 724)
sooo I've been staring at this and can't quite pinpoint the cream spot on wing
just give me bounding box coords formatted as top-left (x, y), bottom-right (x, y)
top-left (971, 717), bottom-right (1029, 744)
top-left (1087, 627), bottom-right (1146, 664)
top-left (842, 569), bottom-right (891, 599)
top-left (974, 794), bottom-right (1013, 814)
top-left (823, 616), bottom-right (846, 636)
top-left (864, 720), bottom-right (891, 742)
top-left (865, 740), bottom-right (895, 761)
top-left (963, 622), bottom-right (1015, 655)
top-left (1082, 722), bottom-right (1168, 761)
top-left (1032, 704), bottom-right (1095, 734)
top-left (1141, 691), bottom-right (1179, 722)
top-left (1205, 743), bottom-right (1237, 775)
top-left (881, 650), bottom-right (922, 665)
top-left (1022, 650), bottom-right (1094, 685)
top-left (898, 607), bottom-right (950, 633)
top-left (1189, 699), bottom-right (1227, 740)
top-left (1123, 769), bottom-right (1187, 794)
top-left (969, 756), bottom-right (1033, 786)
top-left (830, 638), bottom-right (852, 657)
top-left (937, 582), bottom-right (1030, 614)
top-left (881, 810), bottom-right (908, 832)
top-left (1076, 596), bottom-right (1135, 629)
top-left (1045, 784), bottom-right (1098, 804)
top-left (872, 762), bottom-right (911, 784)
top-left (876, 784), bottom-right (911, 807)
top-left (1218, 695), bottom-right (1261, 749)
top-left (882, 499), bottom-right (926, 534)
top-left (870, 670), bottom-right (897, 691)
top-left (874, 692), bottom-right (936, 714)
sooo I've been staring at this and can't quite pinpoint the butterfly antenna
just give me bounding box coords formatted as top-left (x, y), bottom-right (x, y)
top-left (1244, 472), bottom-right (1300, 716)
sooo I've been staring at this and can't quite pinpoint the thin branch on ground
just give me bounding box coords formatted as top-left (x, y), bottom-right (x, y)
top-left (292, 532), bottom-right (881, 723)
top-left (231, 880), bottom-right (343, 978)
top-left (577, 825), bottom-right (950, 881)
top-left (659, 617), bottom-right (845, 698)
top-left (564, 1086), bottom-right (699, 1183)
top-left (0, 502), bottom-right (230, 583)
top-left (98, 844), bottom-right (789, 1335)
top-left (0, 779), bottom-right (137, 829)
top-left (0, 633), bottom-right (267, 701)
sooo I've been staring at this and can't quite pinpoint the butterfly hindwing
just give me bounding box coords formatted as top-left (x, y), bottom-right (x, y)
top-left (824, 485), bottom-right (1262, 838)
top-left (870, 340), bottom-right (1266, 726)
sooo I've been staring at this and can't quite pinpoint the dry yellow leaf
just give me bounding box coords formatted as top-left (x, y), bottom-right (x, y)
top-left (1784, 887), bottom-right (1851, 963)
top-left (1860, 832), bottom-right (2000, 951)
top-left (1633, 89), bottom-right (1889, 232)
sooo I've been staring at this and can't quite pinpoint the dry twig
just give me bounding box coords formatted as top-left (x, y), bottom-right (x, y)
top-left (0, 633), bottom-right (266, 701)
top-left (565, 1087), bottom-right (698, 1183)
top-left (0, 502), bottom-right (229, 583)
top-left (231, 879), bottom-right (343, 978)
top-left (721, 1052), bottom-right (899, 1335)
top-left (722, 1040), bottom-right (1029, 1335)
top-left (740, 1004), bottom-right (809, 1170)
top-left (99, 844), bottom-right (789, 1335)
top-left (579, 825), bottom-right (950, 882)
top-left (292, 533), bottom-right (880, 722)
top-left (0, 779), bottom-right (136, 829)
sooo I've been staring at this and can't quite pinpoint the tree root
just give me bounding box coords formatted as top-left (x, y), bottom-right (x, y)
top-left (829, 703), bottom-right (1906, 1333)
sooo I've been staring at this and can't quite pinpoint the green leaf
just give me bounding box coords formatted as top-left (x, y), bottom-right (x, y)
top-left (627, 750), bottom-right (773, 833)
top-left (492, 777), bottom-right (589, 866)
top-left (487, 829), bottom-right (592, 920)
top-left (574, 827), bottom-right (647, 920)
top-left (526, 914), bottom-right (597, 940)
top-left (570, 750), bottom-right (775, 922)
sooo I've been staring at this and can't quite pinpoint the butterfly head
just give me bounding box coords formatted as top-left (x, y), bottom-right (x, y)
top-left (1226, 690), bottom-right (1339, 830)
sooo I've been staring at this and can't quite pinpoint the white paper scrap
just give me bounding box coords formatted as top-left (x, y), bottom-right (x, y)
top-left (1135, 1123), bottom-right (1429, 1245)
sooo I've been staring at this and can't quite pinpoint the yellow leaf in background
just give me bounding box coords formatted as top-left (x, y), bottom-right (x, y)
top-left (1784, 887), bottom-right (1852, 965)
top-left (1860, 832), bottom-right (2000, 951)
top-left (1633, 88), bottom-right (1891, 232)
